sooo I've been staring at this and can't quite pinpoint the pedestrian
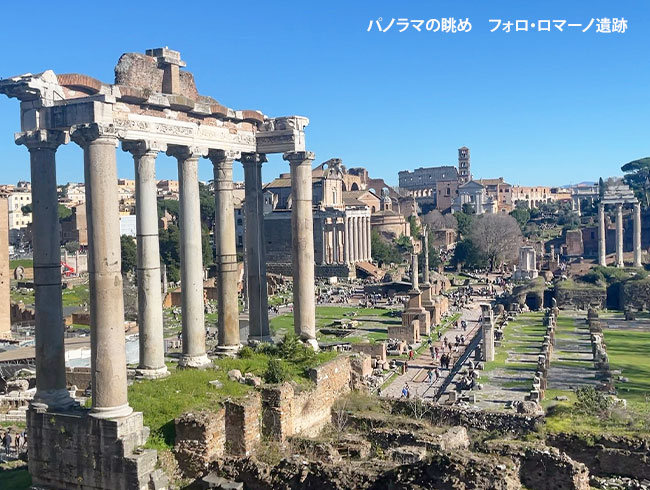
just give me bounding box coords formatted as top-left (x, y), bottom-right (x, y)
top-left (401, 384), bottom-right (409, 398)
top-left (404, 360), bottom-right (409, 373)
top-left (427, 368), bottom-right (433, 385)
top-left (4, 430), bottom-right (12, 455)
top-left (408, 349), bottom-right (414, 360)
top-left (434, 366), bottom-right (440, 380)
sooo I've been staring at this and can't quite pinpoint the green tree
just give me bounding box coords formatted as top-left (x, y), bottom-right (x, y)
top-left (58, 204), bottom-right (72, 220)
top-left (199, 182), bottom-right (216, 228)
top-left (598, 177), bottom-right (606, 200)
top-left (452, 239), bottom-right (486, 269)
top-left (408, 215), bottom-right (421, 239)
top-left (455, 212), bottom-right (473, 238)
top-left (157, 199), bottom-right (180, 220)
top-left (120, 235), bottom-right (137, 275)
top-left (64, 241), bottom-right (80, 254)
top-left (21, 204), bottom-right (32, 214)
top-left (509, 208), bottom-right (531, 230)
top-left (621, 157), bottom-right (650, 208)
top-left (371, 230), bottom-right (402, 265)
top-left (461, 202), bottom-right (475, 215)
top-left (159, 224), bottom-right (181, 282)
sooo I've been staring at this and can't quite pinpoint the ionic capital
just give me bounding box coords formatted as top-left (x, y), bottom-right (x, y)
top-left (208, 149), bottom-right (241, 167)
top-left (283, 151), bottom-right (315, 166)
top-left (70, 123), bottom-right (119, 148)
top-left (166, 144), bottom-right (208, 162)
top-left (15, 129), bottom-right (69, 151)
top-left (239, 152), bottom-right (268, 167)
top-left (122, 140), bottom-right (167, 158)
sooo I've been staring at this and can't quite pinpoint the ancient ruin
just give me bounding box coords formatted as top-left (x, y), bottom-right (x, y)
top-left (0, 47), bottom-right (318, 489)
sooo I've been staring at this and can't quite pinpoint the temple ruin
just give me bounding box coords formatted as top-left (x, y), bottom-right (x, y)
top-left (0, 47), bottom-right (317, 489)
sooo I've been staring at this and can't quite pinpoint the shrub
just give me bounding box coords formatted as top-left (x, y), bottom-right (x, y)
top-left (575, 386), bottom-right (613, 418)
top-left (278, 333), bottom-right (301, 359)
top-left (238, 346), bottom-right (255, 359)
top-left (263, 358), bottom-right (291, 384)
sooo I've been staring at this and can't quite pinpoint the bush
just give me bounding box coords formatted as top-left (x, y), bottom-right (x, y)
top-left (575, 386), bottom-right (614, 418)
top-left (263, 358), bottom-right (291, 384)
top-left (238, 346), bottom-right (255, 359)
top-left (278, 333), bottom-right (301, 359)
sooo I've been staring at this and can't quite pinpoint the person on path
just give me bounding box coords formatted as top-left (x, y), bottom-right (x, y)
top-left (4, 431), bottom-right (12, 455)
top-left (427, 369), bottom-right (434, 385)
top-left (408, 349), bottom-right (414, 361)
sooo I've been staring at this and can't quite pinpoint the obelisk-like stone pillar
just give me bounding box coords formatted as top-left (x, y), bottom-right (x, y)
top-left (71, 124), bottom-right (131, 418)
top-left (616, 203), bottom-right (624, 268)
top-left (284, 151), bottom-right (318, 349)
top-left (16, 130), bottom-right (74, 410)
top-left (634, 202), bottom-right (642, 268)
top-left (123, 140), bottom-right (169, 379)
top-left (598, 203), bottom-right (606, 266)
top-left (481, 304), bottom-right (495, 362)
top-left (209, 150), bottom-right (241, 353)
top-left (241, 153), bottom-right (270, 343)
top-left (168, 145), bottom-right (211, 368)
top-left (423, 228), bottom-right (430, 284)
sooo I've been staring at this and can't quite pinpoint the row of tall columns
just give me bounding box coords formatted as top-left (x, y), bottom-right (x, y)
top-left (597, 202), bottom-right (643, 268)
top-left (343, 215), bottom-right (371, 264)
top-left (285, 151), bottom-right (318, 349)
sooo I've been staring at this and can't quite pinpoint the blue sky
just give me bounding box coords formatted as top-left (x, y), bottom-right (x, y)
top-left (0, 0), bottom-right (648, 187)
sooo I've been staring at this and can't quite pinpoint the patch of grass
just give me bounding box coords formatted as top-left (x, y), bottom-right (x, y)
top-left (0, 465), bottom-right (30, 490)
top-left (603, 328), bottom-right (650, 403)
top-left (129, 350), bottom-right (338, 450)
top-left (9, 259), bottom-right (33, 269)
top-left (61, 285), bottom-right (89, 307)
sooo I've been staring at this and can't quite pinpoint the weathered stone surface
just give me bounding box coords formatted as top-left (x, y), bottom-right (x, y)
top-left (175, 408), bottom-right (226, 476)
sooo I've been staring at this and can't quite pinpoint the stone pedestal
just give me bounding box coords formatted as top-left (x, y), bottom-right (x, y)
top-left (284, 151), bottom-right (318, 349)
top-left (242, 153), bottom-right (271, 343)
top-left (28, 407), bottom-right (166, 490)
top-left (168, 145), bottom-right (210, 368)
top-left (124, 140), bottom-right (168, 379)
top-left (210, 150), bottom-right (242, 353)
top-left (420, 283), bottom-right (437, 326)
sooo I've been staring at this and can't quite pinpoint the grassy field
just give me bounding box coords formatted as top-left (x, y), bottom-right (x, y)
top-left (543, 319), bottom-right (650, 438)
top-left (0, 465), bottom-right (30, 490)
top-left (9, 259), bottom-right (33, 269)
top-left (129, 350), bottom-right (337, 450)
top-left (483, 312), bottom-right (546, 373)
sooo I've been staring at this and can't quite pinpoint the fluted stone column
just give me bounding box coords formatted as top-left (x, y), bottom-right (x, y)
top-left (359, 217), bottom-right (367, 261)
top-left (634, 202), bottom-right (642, 267)
top-left (598, 203), bottom-right (606, 266)
top-left (210, 150), bottom-right (241, 352)
top-left (241, 153), bottom-right (270, 343)
top-left (332, 221), bottom-right (339, 264)
top-left (344, 217), bottom-right (350, 264)
top-left (123, 141), bottom-right (168, 379)
top-left (284, 151), bottom-right (317, 349)
top-left (355, 217), bottom-right (361, 263)
top-left (616, 203), bottom-right (624, 268)
top-left (168, 145), bottom-right (211, 368)
top-left (71, 124), bottom-right (131, 418)
top-left (16, 130), bottom-right (74, 411)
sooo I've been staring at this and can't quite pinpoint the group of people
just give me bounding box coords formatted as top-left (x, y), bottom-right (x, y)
top-left (1, 429), bottom-right (27, 457)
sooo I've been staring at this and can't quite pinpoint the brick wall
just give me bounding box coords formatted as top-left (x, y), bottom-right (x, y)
top-left (225, 393), bottom-right (262, 456)
top-left (350, 342), bottom-right (387, 362)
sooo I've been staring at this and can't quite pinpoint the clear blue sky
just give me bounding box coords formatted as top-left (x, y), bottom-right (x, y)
top-left (0, 0), bottom-right (648, 187)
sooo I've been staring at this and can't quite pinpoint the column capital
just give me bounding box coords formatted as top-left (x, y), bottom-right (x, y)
top-left (15, 129), bottom-right (68, 150)
top-left (166, 144), bottom-right (208, 161)
top-left (239, 152), bottom-right (267, 167)
top-left (70, 123), bottom-right (119, 148)
top-left (122, 139), bottom-right (167, 158)
top-left (283, 151), bottom-right (315, 165)
top-left (208, 149), bottom-right (241, 166)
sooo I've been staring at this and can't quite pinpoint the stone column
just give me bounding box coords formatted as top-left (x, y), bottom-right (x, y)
top-left (616, 203), bottom-right (624, 268)
top-left (411, 253), bottom-right (419, 291)
top-left (598, 203), bottom-right (606, 266)
top-left (332, 221), bottom-right (339, 264)
top-left (423, 228), bottom-right (430, 285)
top-left (209, 150), bottom-right (242, 353)
top-left (344, 216), bottom-right (350, 264)
top-left (366, 216), bottom-right (372, 262)
top-left (359, 216), bottom-right (366, 261)
top-left (481, 304), bottom-right (494, 362)
top-left (284, 151), bottom-right (317, 349)
top-left (16, 130), bottom-right (74, 410)
top-left (241, 153), bottom-right (270, 343)
top-left (634, 202), bottom-right (642, 267)
top-left (167, 145), bottom-right (211, 368)
top-left (354, 217), bottom-right (361, 263)
top-left (71, 124), bottom-right (131, 418)
top-left (123, 141), bottom-right (168, 379)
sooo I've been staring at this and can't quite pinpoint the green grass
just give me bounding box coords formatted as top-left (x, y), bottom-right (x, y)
top-left (9, 259), bottom-right (33, 269)
top-left (129, 350), bottom-right (338, 450)
top-left (603, 328), bottom-right (650, 403)
top-left (61, 285), bottom-right (89, 307)
top-left (483, 312), bottom-right (546, 373)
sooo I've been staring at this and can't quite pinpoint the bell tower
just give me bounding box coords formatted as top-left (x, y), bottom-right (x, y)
top-left (458, 146), bottom-right (471, 185)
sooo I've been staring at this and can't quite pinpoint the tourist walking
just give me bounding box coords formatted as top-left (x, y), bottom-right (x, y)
top-left (4, 431), bottom-right (12, 455)
top-left (427, 368), bottom-right (433, 385)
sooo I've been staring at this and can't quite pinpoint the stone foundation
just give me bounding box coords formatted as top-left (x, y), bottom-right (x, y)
top-left (28, 407), bottom-right (166, 490)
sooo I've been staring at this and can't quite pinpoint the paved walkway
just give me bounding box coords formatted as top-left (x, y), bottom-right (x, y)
top-left (547, 311), bottom-right (598, 392)
top-left (381, 301), bottom-right (484, 399)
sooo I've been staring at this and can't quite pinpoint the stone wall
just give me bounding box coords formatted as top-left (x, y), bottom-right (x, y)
top-left (548, 433), bottom-right (650, 480)
top-left (225, 393), bottom-right (262, 456)
top-left (619, 278), bottom-right (650, 310)
top-left (554, 281), bottom-right (607, 309)
top-left (350, 342), bottom-right (387, 363)
top-left (65, 367), bottom-right (92, 394)
top-left (175, 409), bottom-right (225, 476)
top-left (388, 399), bottom-right (541, 435)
